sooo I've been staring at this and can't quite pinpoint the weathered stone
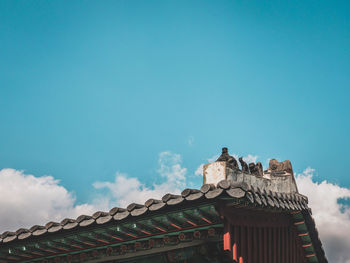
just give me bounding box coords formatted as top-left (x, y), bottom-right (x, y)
top-left (249, 163), bottom-right (256, 175)
top-left (202, 148), bottom-right (299, 194)
top-left (268, 159), bottom-right (293, 175)
top-left (216, 147), bottom-right (239, 170)
top-left (256, 162), bottom-right (263, 177)
top-left (203, 162), bottom-right (227, 186)
top-left (239, 157), bottom-right (249, 173)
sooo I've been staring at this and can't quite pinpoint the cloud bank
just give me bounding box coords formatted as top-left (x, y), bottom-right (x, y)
top-left (0, 168), bottom-right (95, 232)
top-left (296, 168), bottom-right (350, 263)
top-left (0, 151), bottom-right (187, 232)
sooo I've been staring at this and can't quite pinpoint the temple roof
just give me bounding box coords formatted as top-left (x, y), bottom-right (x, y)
top-left (0, 148), bottom-right (328, 263)
top-left (0, 180), bottom-right (327, 262)
top-left (1, 180), bottom-right (308, 242)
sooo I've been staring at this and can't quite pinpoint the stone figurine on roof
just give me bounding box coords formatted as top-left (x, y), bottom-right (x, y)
top-left (215, 147), bottom-right (239, 170)
top-left (205, 147), bottom-right (299, 194)
top-left (267, 158), bottom-right (294, 175)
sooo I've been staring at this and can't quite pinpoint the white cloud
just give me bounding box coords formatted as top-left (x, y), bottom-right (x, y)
top-left (0, 168), bottom-right (95, 233)
top-left (0, 152), bottom-right (187, 233)
top-left (157, 151), bottom-right (186, 185)
top-left (296, 168), bottom-right (350, 263)
top-left (93, 151), bottom-right (187, 207)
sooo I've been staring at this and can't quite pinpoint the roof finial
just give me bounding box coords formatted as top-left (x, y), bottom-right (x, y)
top-left (216, 147), bottom-right (239, 170)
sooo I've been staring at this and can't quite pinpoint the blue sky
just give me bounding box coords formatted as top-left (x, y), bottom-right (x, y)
top-left (1, 0), bottom-right (350, 202)
top-left (1, 2), bottom-right (350, 261)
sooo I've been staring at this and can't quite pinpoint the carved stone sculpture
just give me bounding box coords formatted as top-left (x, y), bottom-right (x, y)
top-left (249, 162), bottom-right (263, 177)
top-left (268, 159), bottom-right (293, 174)
top-left (256, 162), bottom-right (263, 177)
top-left (239, 157), bottom-right (249, 173)
top-left (216, 147), bottom-right (239, 170)
top-left (249, 163), bottom-right (257, 176)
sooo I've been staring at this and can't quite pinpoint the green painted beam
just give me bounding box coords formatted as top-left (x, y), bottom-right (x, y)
top-left (2, 203), bottom-right (221, 263)
top-left (292, 212), bottom-right (319, 263)
top-left (20, 224), bottom-right (223, 263)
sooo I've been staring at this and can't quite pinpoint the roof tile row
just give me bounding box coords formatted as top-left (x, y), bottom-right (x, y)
top-left (0, 180), bottom-right (308, 245)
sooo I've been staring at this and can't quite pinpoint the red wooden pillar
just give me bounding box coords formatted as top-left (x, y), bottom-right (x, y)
top-left (277, 227), bottom-right (280, 263)
top-left (258, 227), bottom-right (263, 263)
top-left (224, 228), bottom-right (231, 251)
top-left (291, 227), bottom-right (295, 263)
top-left (286, 227), bottom-right (290, 263)
top-left (283, 227), bottom-right (287, 263)
top-left (247, 226), bottom-right (252, 263)
top-left (269, 227), bottom-right (273, 263)
top-left (263, 227), bottom-right (268, 263)
top-left (282, 227), bottom-right (285, 263)
top-left (273, 227), bottom-right (277, 263)
top-left (253, 227), bottom-right (259, 263)
top-left (233, 225), bottom-right (239, 262)
top-left (277, 226), bottom-right (286, 262)
top-left (240, 226), bottom-right (246, 263)
top-left (292, 228), bottom-right (296, 263)
top-left (224, 219), bottom-right (231, 250)
top-left (282, 226), bottom-right (285, 263)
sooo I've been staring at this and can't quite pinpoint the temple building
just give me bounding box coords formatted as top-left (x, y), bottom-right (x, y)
top-left (0, 148), bottom-right (327, 263)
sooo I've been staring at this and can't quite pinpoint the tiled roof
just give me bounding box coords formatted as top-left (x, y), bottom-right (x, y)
top-left (0, 179), bottom-right (327, 262)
